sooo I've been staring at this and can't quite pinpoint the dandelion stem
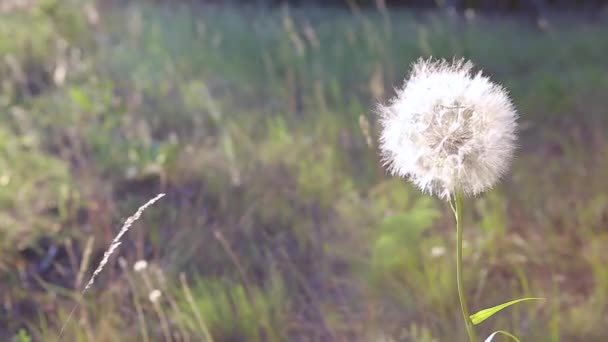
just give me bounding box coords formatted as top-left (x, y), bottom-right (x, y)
top-left (454, 192), bottom-right (477, 342)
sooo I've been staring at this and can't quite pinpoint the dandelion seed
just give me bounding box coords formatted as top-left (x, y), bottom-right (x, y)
top-left (378, 58), bottom-right (517, 200)
top-left (148, 289), bottom-right (162, 303)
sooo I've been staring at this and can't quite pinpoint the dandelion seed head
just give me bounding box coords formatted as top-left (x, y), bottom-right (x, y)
top-left (378, 58), bottom-right (517, 200)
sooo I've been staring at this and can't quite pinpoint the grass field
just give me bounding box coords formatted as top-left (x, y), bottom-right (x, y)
top-left (1, 1), bottom-right (608, 341)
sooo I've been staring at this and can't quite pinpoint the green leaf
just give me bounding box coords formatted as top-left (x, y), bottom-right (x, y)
top-left (17, 329), bottom-right (32, 342)
top-left (485, 330), bottom-right (521, 342)
top-left (471, 297), bottom-right (544, 325)
top-left (69, 87), bottom-right (93, 111)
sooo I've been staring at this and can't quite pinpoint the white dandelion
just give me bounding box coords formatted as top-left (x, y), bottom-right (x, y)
top-left (378, 58), bottom-right (517, 200)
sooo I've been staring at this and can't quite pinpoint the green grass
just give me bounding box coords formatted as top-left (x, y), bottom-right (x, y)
top-left (1, 1), bottom-right (608, 341)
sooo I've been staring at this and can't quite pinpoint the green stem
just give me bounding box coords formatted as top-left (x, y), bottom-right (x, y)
top-left (454, 192), bottom-right (477, 342)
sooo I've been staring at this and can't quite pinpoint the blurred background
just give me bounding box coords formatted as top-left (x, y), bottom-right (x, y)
top-left (1, 0), bottom-right (607, 341)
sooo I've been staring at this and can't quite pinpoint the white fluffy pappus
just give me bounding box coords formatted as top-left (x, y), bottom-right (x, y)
top-left (378, 58), bottom-right (517, 200)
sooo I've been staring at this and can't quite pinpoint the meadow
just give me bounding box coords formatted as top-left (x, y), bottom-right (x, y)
top-left (1, 1), bottom-right (608, 341)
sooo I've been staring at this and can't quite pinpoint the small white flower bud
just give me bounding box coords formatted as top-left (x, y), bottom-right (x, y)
top-left (133, 260), bottom-right (148, 272)
top-left (148, 289), bottom-right (162, 303)
top-left (430, 246), bottom-right (446, 258)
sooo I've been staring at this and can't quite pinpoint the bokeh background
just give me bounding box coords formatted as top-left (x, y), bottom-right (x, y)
top-left (1, 0), bottom-right (608, 341)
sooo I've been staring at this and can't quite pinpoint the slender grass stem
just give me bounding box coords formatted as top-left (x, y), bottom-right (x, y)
top-left (454, 192), bottom-right (477, 342)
